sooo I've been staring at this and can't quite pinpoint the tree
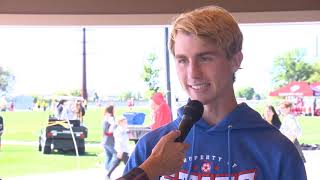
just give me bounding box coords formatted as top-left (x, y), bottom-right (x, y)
top-left (271, 49), bottom-right (314, 88)
top-left (119, 91), bottom-right (136, 101)
top-left (308, 60), bottom-right (320, 83)
top-left (141, 53), bottom-right (160, 96)
top-left (0, 66), bottom-right (15, 93)
top-left (236, 87), bottom-right (255, 100)
top-left (70, 89), bottom-right (81, 97)
top-left (53, 89), bottom-right (81, 97)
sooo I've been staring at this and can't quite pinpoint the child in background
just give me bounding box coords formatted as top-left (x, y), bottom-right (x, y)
top-left (279, 101), bottom-right (306, 163)
top-left (107, 116), bottom-right (130, 179)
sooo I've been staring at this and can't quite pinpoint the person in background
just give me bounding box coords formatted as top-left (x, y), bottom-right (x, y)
top-left (124, 5), bottom-right (307, 179)
top-left (262, 105), bottom-right (282, 129)
top-left (107, 116), bottom-right (130, 179)
top-left (83, 99), bottom-right (88, 109)
top-left (279, 101), bottom-right (306, 163)
top-left (102, 105), bottom-right (116, 175)
top-left (0, 115), bottom-right (3, 150)
top-left (127, 98), bottom-right (134, 110)
top-left (93, 92), bottom-right (100, 104)
top-left (41, 100), bottom-right (48, 111)
top-left (73, 100), bottom-right (85, 124)
top-left (0, 96), bottom-right (7, 112)
top-left (8, 101), bottom-right (14, 111)
top-left (55, 100), bottom-right (73, 120)
top-left (36, 99), bottom-right (41, 110)
top-left (117, 130), bottom-right (189, 180)
top-left (55, 100), bottom-right (66, 119)
top-left (150, 92), bottom-right (172, 130)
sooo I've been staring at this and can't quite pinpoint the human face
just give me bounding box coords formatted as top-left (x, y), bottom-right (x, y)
top-left (120, 119), bottom-right (128, 128)
top-left (279, 104), bottom-right (290, 115)
top-left (264, 107), bottom-right (274, 122)
top-left (173, 32), bottom-right (241, 106)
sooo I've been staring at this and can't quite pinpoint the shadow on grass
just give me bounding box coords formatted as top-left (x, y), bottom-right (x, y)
top-left (44, 150), bottom-right (98, 157)
top-left (86, 140), bottom-right (101, 144)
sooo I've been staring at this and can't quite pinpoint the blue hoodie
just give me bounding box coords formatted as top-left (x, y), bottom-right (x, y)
top-left (124, 103), bottom-right (307, 180)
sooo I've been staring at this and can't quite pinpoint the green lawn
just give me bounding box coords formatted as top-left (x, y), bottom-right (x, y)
top-left (0, 105), bottom-right (319, 178)
top-left (297, 116), bottom-right (320, 144)
top-left (0, 106), bottom-right (149, 178)
top-left (0, 145), bottom-right (102, 178)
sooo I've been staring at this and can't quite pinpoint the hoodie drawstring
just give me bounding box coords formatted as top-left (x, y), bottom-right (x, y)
top-left (228, 125), bottom-right (232, 180)
top-left (187, 127), bottom-right (196, 180)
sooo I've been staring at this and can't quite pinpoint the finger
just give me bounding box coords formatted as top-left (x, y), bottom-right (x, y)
top-left (163, 130), bottom-right (181, 141)
top-left (175, 143), bottom-right (189, 153)
top-left (181, 143), bottom-right (190, 151)
top-left (173, 157), bottom-right (185, 171)
top-left (152, 131), bottom-right (180, 152)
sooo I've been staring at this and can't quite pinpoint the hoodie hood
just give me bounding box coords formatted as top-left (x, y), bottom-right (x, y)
top-left (174, 102), bottom-right (270, 132)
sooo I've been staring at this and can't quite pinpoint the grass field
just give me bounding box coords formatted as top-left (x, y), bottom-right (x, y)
top-left (0, 106), bottom-right (149, 178)
top-left (0, 105), bottom-right (319, 178)
top-left (296, 116), bottom-right (320, 144)
top-left (0, 145), bottom-right (102, 177)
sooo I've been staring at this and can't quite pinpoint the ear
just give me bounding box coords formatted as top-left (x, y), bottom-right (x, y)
top-left (230, 51), bottom-right (243, 73)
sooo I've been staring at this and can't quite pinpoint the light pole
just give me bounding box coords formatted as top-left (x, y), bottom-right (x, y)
top-left (81, 28), bottom-right (88, 101)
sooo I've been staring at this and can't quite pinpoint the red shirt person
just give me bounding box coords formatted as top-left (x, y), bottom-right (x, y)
top-left (150, 92), bottom-right (172, 130)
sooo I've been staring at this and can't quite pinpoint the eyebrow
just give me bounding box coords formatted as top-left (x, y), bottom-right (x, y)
top-left (197, 51), bottom-right (218, 57)
top-left (174, 54), bottom-right (186, 59)
top-left (175, 51), bottom-right (219, 59)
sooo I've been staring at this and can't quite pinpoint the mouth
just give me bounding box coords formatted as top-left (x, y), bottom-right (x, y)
top-left (188, 83), bottom-right (210, 90)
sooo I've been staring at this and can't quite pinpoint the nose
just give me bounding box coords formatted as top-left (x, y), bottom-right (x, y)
top-left (188, 60), bottom-right (202, 79)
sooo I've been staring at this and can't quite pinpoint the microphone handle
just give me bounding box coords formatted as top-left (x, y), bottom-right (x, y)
top-left (175, 116), bottom-right (193, 142)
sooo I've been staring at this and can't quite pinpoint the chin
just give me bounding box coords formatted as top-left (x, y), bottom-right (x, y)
top-left (189, 96), bottom-right (205, 104)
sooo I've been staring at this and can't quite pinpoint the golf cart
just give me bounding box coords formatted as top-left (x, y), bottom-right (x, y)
top-left (38, 96), bottom-right (88, 155)
top-left (38, 117), bottom-right (88, 154)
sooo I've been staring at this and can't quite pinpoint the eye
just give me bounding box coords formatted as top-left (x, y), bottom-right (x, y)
top-left (176, 58), bottom-right (187, 64)
top-left (199, 55), bottom-right (212, 62)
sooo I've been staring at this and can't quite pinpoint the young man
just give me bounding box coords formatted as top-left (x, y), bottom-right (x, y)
top-left (124, 6), bottom-right (307, 180)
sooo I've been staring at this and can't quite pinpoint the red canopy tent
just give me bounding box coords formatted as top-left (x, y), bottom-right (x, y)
top-left (269, 81), bottom-right (314, 96)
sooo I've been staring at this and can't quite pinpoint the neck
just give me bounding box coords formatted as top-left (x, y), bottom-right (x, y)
top-left (202, 93), bottom-right (238, 125)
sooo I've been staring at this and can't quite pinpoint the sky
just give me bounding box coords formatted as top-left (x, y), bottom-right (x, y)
top-left (0, 23), bottom-right (319, 99)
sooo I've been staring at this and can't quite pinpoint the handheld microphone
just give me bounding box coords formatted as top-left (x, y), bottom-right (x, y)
top-left (175, 100), bottom-right (204, 142)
